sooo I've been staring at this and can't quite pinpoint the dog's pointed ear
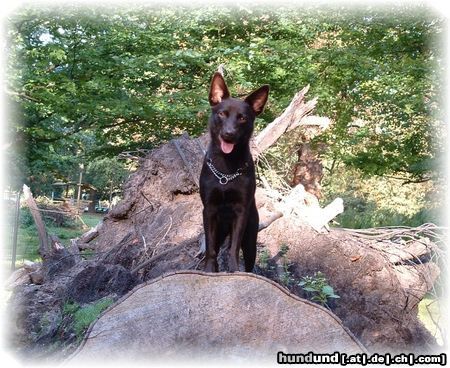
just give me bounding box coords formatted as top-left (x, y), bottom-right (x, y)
top-left (245, 85), bottom-right (270, 116)
top-left (209, 72), bottom-right (230, 106)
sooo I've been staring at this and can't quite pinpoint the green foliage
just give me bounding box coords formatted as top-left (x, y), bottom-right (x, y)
top-left (280, 262), bottom-right (294, 288)
top-left (14, 221), bottom-right (40, 263)
top-left (63, 298), bottom-right (114, 339)
top-left (72, 298), bottom-right (114, 338)
top-left (15, 219), bottom-right (81, 263)
top-left (13, 212), bottom-right (103, 266)
top-left (7, 4), bottom-right (444, 197)
top-left (63, 301), bottom-right (80, 315)
top-left (279, 243), bottom-right (290, 257)
top-left (19, 207), bottom-right (34, 227)
top-left (85, 157), bottom-right (129, 199)
top-left (258, 248), bottom-right (270, 270)
top-left (278, 244), bottom-right (294, 287)
top-left (322, 164), bottom-right (443, 228)
top-left (299, 271), bottom-right (340, 307)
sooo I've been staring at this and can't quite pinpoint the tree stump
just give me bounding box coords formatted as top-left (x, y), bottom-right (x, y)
top-left (67, 272), bottom-right (366, 365)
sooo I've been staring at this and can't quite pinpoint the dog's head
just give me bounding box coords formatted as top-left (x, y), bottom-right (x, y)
top-left (208, 72), bottom-right (269, 154)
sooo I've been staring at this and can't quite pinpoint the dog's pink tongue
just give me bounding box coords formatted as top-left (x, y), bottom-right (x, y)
top-left (220, 139), bottom-right (235, 154)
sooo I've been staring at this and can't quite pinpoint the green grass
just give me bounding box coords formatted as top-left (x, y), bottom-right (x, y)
top-left (63, 298), bottom-right (114, 340)
top-left (418, 295), bottom-right (444, 346)
top-left (80, 213), bottom-right (104, 228)
top-left (9, 212), bottom-right (104, 267)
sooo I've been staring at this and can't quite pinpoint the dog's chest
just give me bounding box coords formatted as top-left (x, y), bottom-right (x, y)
top-left (207, 186), bottom-right (246, 221)
top-left (208, 185), bottom-right (243, 206)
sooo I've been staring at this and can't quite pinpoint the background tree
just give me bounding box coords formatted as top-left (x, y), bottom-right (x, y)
top-left (85, 157), bottom-right (129, 202)
top-left (6, 4), bottom-right (445, 224)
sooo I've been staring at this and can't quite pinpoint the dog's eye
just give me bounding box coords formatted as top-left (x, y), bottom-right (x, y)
top-left (238, 116), bottom-right (247, 123)
top-left (217, 111), bottom-right (227, 118)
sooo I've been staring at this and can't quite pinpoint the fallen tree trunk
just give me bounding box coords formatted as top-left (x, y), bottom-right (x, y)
top-left (256, 217), bottom-right (440, 353)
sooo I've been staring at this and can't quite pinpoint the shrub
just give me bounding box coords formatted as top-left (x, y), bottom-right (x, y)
top-left (299, 271), bottom-right (340, 308)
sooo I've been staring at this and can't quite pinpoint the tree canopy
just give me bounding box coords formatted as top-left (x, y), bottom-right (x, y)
top-left (6, 4), bottom-right (445, 195)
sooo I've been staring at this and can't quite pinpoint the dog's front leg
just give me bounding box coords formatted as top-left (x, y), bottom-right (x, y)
top-left (203, 208), bottom-right (219, 272)
top-left (228, 209), bottom-right (248, 273)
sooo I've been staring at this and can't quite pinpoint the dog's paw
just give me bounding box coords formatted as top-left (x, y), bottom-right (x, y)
top-left (204, 260), bottom-right (218, 273)
top-left (228, 259), bottom-right (239, 273)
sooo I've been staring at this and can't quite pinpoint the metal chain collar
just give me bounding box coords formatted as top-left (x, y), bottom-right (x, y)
top-left (206, 158), bottom-right (245, 185)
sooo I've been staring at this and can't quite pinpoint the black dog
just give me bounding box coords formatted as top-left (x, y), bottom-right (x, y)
top-left (200, 72), bottom-right (269, 272)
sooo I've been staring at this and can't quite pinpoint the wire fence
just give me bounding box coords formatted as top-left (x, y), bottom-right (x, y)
top-left (4, 190), bottom-right (21, 271)
top-left (4, 189), bottom-right (100, 272)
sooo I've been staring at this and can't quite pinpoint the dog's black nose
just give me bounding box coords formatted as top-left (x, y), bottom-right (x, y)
top-left (221, 130), bottom-right (236, 142)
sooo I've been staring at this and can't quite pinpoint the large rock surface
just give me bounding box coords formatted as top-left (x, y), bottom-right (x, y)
top-left (67, 271), bottom-right (365, 365)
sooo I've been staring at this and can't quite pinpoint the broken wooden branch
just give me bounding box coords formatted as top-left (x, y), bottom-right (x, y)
top-left (23, 184), bottom-right (50, 257)
top-left (79, 221), bottom-right (103, 244)
top-left (258, 181), bottom-right (344, 233)
top-left (130, 239), bottom-right (193, 275)
top-left (252, 85), bottom-right (318, 159)
top-left (258, 211), bottom-right (283, 231)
